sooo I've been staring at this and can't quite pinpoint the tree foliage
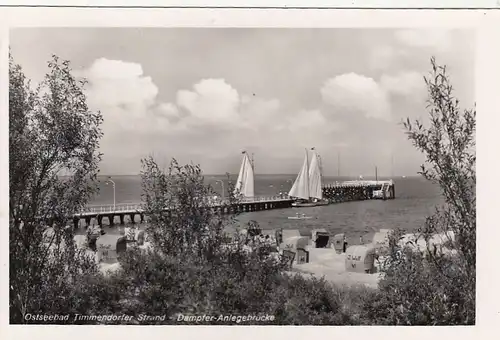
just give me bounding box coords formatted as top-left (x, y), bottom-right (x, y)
top-left (404, 57), bottom-right (476, 270)
top-left (9, 53), bottom-right (104, 323)
top-left (373, 57), bottom-right (476, 325)
top-left (140, 157), bottom-right (243, 263)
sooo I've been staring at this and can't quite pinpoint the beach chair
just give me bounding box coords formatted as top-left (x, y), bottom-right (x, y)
top-left (136, 230), bottom-right (145, 246)
top-left (296, 247), bottom-right (309, 264)
top-left (345, 245), bottom-right (376, 274)
top-left (275, 229), bottom-right (283, 246)
top-left (116, 236), bottom-right (127, 256)
top-left (312, 228), bottom-right (330, 248)
top-left (97, 243), bottom-right (118, 263)
top-left (280, 250), bottom-right (296, 269)
top-left (332, 233), bottom-right (345, 254)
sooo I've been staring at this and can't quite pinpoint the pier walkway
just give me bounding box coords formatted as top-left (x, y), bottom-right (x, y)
top-left (72, 180), bottom-right (396, 228)
top-left (73, 195), bottom-right (293, 228)
top-left (322, 180), bottom-right (396, 202)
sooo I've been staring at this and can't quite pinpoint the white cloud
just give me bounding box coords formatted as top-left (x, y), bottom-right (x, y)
top-left (380, 71), bottom-right (426, 97)
top-left (394, 29), bottom-right (451, 52)
top-left (320, 71), bottom-right (427, 122)
top-left (84, 58), bottom-right (158, 109)
top-left (368, 30), bottom-right (456, 74)
top-left (79, 58), bottom-right (169, 137)
top-left (79, 59), bottom-right (297, 136)
top-left (177, 78), bottom-right (240, 125)
top-left (288, 109), bottom-right (327, 132)
top-left (240, 96), bottom-right (281, 129)
top-left (156, 103), bottom-right (180, 119)
top-left (321, 73), bottom-right (391, 121)
top-left (85, 58), bottom-right (144, 79)
top-left (284, 109), bottom-right (341, 147)
top-left (369, 45), bottom-right (407, 71)
top-left (79, 58), bottom-right (348, 169)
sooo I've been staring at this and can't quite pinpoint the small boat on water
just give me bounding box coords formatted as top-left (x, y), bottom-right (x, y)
top-left (288, 213), bottom-right (313, 220)
top-left (292, 199), bottom-right (328, 207)
top-left (291, 201), bottom-right (317, 207)
top-left (289, 148), bottom-right (329, 207)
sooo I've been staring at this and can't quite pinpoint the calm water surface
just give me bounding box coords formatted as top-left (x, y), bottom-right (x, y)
top-left (91, 175), bottom-right (443, 245)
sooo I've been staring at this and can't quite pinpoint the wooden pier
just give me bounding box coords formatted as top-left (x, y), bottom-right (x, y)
top-left (322, 180), bottom-right (396, 202)
top-left (71, 196), bottom-right (294, 228)
top-left (70, 180), bottom-right (395, 228)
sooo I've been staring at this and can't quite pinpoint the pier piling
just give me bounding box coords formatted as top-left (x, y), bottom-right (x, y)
top-left (70, 183), bottom-right (395, 228)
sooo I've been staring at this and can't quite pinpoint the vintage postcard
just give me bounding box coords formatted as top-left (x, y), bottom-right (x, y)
top-left (1, 4), bottom-right (498, 340)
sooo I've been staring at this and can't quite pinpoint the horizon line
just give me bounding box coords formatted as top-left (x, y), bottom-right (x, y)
top-left (95, 173), bottom-right (420, 178)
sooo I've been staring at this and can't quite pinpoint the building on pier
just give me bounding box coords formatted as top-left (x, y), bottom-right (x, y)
top-left (321, 180), bottom-right (395, 202)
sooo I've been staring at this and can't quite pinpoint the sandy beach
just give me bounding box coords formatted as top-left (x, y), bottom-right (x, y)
top-left (292, 248), bottom-right (381, 289)
top-left (76, 223), bottom-right (453, 287)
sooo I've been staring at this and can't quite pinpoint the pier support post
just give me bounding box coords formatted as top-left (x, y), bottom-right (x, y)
top-left (140, 214), bottom-right (144, 223)
top-left (130, 213), bottom-right (136, 224)
top-left (119, 214), bottom-right (125, 225)
top-left (73, 217), bottom-right (79, 229)
top-left (109, 215), bottom-right (115, 226)
top-left (97, 215), bottom-right (103, 227)
top-left (85, 216), bottom-right (91, 227)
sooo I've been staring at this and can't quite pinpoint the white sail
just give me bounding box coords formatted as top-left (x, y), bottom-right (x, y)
top-left (309, 149), bottom-right (323, 200)
top-left (234, 152), bottom-right (254, 197)
top-left (288, 149), bottom-right (310, 200)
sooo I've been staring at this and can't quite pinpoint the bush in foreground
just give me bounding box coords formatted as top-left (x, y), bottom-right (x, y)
top-left (367, 58), bottom-right (476, 325)
top-left (104, 248), bottom-right (370, 325)
top-left (9, 53), bottom-right (103, 323)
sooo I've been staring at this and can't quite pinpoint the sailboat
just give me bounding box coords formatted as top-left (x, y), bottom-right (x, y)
top-left (288, 148), bottom-right (315, 207)
top-left (234, 151), bottom-right (255, 199)
top-left (309, 148), bottom-right (329, 206)
top-left (289, 148), bottom-right (329, 207)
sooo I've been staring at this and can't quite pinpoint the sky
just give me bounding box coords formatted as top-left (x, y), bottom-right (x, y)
top-left (9, 28), bottom-right (475, 176)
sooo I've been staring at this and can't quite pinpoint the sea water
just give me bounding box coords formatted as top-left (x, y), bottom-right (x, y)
top-left (90, 175), bottom-right (443, 245)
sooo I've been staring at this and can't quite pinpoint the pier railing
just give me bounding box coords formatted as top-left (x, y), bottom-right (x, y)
top-left (323, 180), bottom-right (394, 188)
top-left (80, 195), bottom-right (291, 215)
top-left (82, 203), bottom-right (143, 214)
top-left (239, 195), bottom-right (289, 203)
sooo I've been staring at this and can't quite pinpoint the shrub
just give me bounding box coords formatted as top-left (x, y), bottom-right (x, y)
top-left (104, 247), bottom-right (364, 325)
top-left (372, 58), bottom-right (476, 325)
top-left (9, 53), bottom-right (103, 323)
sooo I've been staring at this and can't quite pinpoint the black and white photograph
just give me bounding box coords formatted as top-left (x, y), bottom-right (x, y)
top-left (6, 20), bottom-right (478, 327)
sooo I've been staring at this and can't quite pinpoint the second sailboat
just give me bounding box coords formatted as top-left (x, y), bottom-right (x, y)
top-left (288, 148), bottom-right (329, 207)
